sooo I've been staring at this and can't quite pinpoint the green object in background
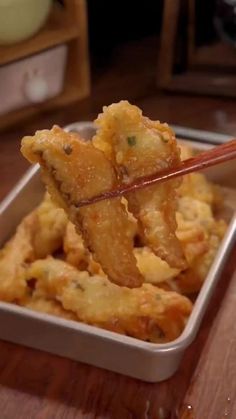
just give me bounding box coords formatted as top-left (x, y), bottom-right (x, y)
top-left (0, 0), bottom-right (52, 45)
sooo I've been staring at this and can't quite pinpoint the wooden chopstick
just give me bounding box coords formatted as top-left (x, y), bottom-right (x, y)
top-left (75, 139), bottom-right (236, 208)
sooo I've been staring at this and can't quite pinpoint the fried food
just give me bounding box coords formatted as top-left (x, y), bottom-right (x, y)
top-left (0, 194), bottom-right (67, 301)
top-left (173, 197), bottom-right (226, 293)
top-left (0, 103), bottom-right (228, 343)
top-left (157, 202), bottom-right (227, 295)
top-left (25, 257), bottom-right (192, 343)
top-left (178, 142), bottom-right (219, 206)
top-left (63, 221), bottom-right (116, 276)
top-left (176, 197), bottom-right (214, 264)
top-left (0, 213), bottom-right (36, 301)
top-left (134, 197), bottom-right (227, 294)
top-left (21, 296), bottom-right (77, 320)
top-left (179, 173), bottom-right (216, 206)
top-left (33, 193), bottom-right (68, 258)
top-left (179, 143), bottom-right (194, 161)
top-left (134, 247), bottom-right (180, 288)
top-left (21, 126), bottom-right (143, 288)
top-left (93, 101), bottom-right (186, 269)
top-left (175, 219), bottom-right (227, 294)
top-left (63, 221), bottom-right (89, 270)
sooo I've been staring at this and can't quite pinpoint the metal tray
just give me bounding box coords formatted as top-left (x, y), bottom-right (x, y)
top-left (0, 123), bottom-right (235, 383)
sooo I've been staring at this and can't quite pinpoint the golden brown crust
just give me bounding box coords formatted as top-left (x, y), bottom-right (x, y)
top-left (25, 257), bottom-right (192, 343)
top-left (0, 194), bottom-right (68, 302)
top-left (175, 220), bottom-right (227, 294)
top-left (5, 103), bottom-right (226, 342)
top-left (134, 247), bottom-right (180, 286)
top-left (21, 126), bottom-right (143, 288)
top-left (33, 193), bottom-right (68, 258)
top-left (93, 101), bottom-right (186, 269)
top-left (0, 213), bottom-right (36, 302)
top-left (20, 296), bottom-right (77, 320)
top-left (63, 221), bottom-right (90, 270)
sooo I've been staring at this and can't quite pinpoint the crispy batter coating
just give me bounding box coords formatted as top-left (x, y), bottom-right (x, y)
top-left (21, 126), bottom-right (143, 288)
top-left (33, 193), bottom-right (68, 258)
top-left (134, 198), bottom-right (227, 294)
top-left (178, 142), bottom-right (220, 207)
top-left (175, 219), bottom-right (227, 294)
top-left (21, 296), bottom-right (77, 320)
top-left (179, 173), bottom-right (216, 206)
top-left (0, 104), bottom-right (227, 343)
top-left (134, 247), bottom-right (180, 288)
top-left (176, 197), bottom-right (214, 264)
top-left (179, 143), bottom-right (194, 161)
top-left (0, 213), bottom-right (36, 301)
top-left (0, 195), bottom-right (67, 301)
top-left (93, 101), bottom-right (186, 269)
top-left (25, 257), bottom-right (192, 343)
top-left (63, 221), bottom-right (89, 270)
top-left (156, 198), bottom-right (227, 294)
top-left (63, 222), bottom-right (105, 275)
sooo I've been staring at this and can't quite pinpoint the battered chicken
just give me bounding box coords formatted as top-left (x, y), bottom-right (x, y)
top-left (134, 247), bottom-right (180, 288)
top-left (21, 126), bottom-right (143, 288)
top-left (178, 173), bottom-right (216, 206)
top-left (174, 219), bottom-right (227, 294)
top-left (176, 197), bottom-right (214, 264)
top-left (21, 296), bottom-right (77, 320)
top-left (0, 103), bottom-right (229, 346)
top-left (134, 197), bottom-right (227, 294)
top-left (178, 143), bottom-right (219, 206)
top-left (63, 221), bottom-right (90, 270)
top-left (25, 257), bottom-right (192, 343)
top-left (0, 213), bottom-right (36, 301)
top-left (0, 194), bottom-right (68, 301)
top-left (93, 101), bottom-right (186, 269)
top-left (33, 193), bottom-right (68, 258)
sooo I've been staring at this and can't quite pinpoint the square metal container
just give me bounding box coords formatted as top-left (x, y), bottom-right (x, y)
top-left (0, 123), bottom-right (235, 382)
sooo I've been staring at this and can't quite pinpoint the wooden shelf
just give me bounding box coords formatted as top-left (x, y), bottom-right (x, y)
top-left (0, 82), bottom-right (89, 131)
top-left (0, 4), bottom-right (79, 66)
top-left (0, 0), bottom-right (90, 130)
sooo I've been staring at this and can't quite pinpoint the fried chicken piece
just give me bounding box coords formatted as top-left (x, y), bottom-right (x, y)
top-left (179, 143), bottom-right (194, 161)
top-left (87, 257), bottom-right (106, 276)
top-left (176, 197), bottom-right (214, 264)
top-left (93, 101), bottom-right (186, 269)
top-left (21, 296), bottom-right (77, 320)
top-left (134, 247), bottom-right (180, 289)
top-left (21, 126), bottom-right (143, 288)
top-left (0, 213), bottom-right (36, 301)
top-left (25, 257), bottom-right (192, 343)
top-left (175, 219), bottom-right (227, 294)
top-left (122, 196), bottom-right (139, 240)
top-left (178, 142), bottom-right (220, 207)
top-left (0, 192), bottom-right (68, 301)
top-left (134, 198), bottom-right (227, 294)
top-left (178, 173), bottom-right (216, 206)
top-left (133, 209), bottom-right (212, 294)
top-left (63, 221), bottom-right (120, 276)
top-left (63, 221), bottom-right (90, 270)
top-left (63, 202), bottom-right (137, 273)
top-left (160, 213), bottom-right (227, 295)
top-left (171, 197), bottom-right (225, 293)
top-left (33, 193), bottom-right (68, 258)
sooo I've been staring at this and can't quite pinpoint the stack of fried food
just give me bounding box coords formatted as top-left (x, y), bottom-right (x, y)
top-left (0, 101), bottom-right (227, 343)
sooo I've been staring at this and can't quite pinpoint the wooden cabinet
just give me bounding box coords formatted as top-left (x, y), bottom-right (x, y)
top-left (0, 0), bottom-right (90, 130)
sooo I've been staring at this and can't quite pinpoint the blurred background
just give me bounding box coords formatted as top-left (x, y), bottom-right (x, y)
top-left (0, 0), bottom-right (236, 198)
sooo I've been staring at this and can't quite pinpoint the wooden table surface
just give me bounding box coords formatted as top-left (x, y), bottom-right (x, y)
top-left (0, 93), bottom-right (235, 419)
